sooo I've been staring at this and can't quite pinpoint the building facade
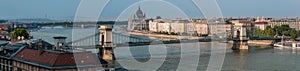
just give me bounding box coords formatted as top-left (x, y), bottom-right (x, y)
top-left (0, 43), bottom-right (27, 71)
top-left (128, 6), bottom-right (148, 31)
top-left (254, 22), bottom-right (269, 30)
top-left (195, 23), bottom-right (208, 36)
top-left (149, 19), bottom-right (199, 35)
top-left (269, 19), bottom-right (300, 30)
top-left (149, 19), bottom-right (232, 37)
top-left (208, 23), bottom-right (231, 37)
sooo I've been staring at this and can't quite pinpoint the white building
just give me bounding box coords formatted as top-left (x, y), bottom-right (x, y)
top-left (195, 23), bottom-right (208, 36)
top-left (149, 19), bottom-right (208, 36)
top-left (208, 23), bottom-right (228, 36)
top-left (254, 22), bottom-right (269, 30)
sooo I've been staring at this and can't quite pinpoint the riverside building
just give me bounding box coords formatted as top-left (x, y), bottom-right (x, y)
top-left (128, 6), bottom-right (148, 31)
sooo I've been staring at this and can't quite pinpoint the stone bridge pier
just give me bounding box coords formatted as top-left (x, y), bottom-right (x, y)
top-left (232, 23), bottom-right (249, 50)
top-left (98, 25), bottom-right (115, 62)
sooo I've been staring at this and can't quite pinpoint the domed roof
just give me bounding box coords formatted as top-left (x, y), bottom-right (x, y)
top-left (136, 6), bottom-right (145, 19)
top-left (136, 7), bottom-right (143, 15)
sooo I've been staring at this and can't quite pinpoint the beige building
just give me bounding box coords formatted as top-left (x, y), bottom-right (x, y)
top-left (254, 16), bottom-right (300, 30)
top-left (149, 19), bottom-right (231, 37)
top-left (149, 19), bottom-right (199, 35)
top-left (170, 23), bottom-right (185, 33)
top-left (158, 22), bottom-right (171, 33)
top-left (254, 22), bottom-right (269, 30)
top-left (269, 20), bottom-right (300, 30)
top-left (149, 20), bottom-right (159, 32)
top-left (208, 23), bottom-right (230, 37)
top-left (195, 23), bottom-right (208, 36)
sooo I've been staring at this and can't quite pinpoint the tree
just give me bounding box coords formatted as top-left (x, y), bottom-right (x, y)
top-left (264, 26), bottom-right (275, 37)
top-left (290, 29), bottom-right (299, 40)
top-left (12, 28), bottom-right (29, 40)
top-left (170, 32), bottom-right (177, 35)
top-left (282, 31), bottom-right (289, 36)
top-left (254, 25), bottom-right (299, 40)
top-left (264, 28), bottom-right (275, 37)
top-left (253, 29), bottom-right (264, 38)
top-left (202, 34), bottom-right (209, 38)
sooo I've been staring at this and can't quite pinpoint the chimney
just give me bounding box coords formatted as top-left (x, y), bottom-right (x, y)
top-left (37, 39), bottom-right (45, 55)
top-left (53, 36), bottom-right (67, 50)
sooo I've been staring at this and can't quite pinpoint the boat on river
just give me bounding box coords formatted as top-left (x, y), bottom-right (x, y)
top-left (273, 42), bottom-right (283, 47)
top-left (274, 41), bottom-right (300, 48)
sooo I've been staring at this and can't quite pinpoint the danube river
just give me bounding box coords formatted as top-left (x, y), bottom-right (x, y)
top-left (30, 27), bottom-right (300, 71)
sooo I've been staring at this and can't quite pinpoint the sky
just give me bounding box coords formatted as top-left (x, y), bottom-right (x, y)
top-left (1, 0), bottom-right (300, 21)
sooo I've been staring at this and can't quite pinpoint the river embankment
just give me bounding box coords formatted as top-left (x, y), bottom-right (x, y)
top-left (228, 40), bottom-right (274, 46)
top-left (248, 40), bottom-right (274, 45)
top-left (127, 32), bottom-right (203, 40)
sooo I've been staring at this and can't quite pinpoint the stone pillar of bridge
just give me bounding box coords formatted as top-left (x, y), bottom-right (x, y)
top-left (99, 25), bottom-right (115, 62)
top-left (232, 23), bottom-right (249, 50)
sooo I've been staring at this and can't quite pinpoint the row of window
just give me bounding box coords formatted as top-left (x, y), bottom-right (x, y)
top-left (0, 58), bottom-right (97, 71)
top-left (0, 65), bottom-right (13, 71)
top-left (14, 61), bottom-right (49, 71)
top-left (0, 58), bottom-right (12, 65)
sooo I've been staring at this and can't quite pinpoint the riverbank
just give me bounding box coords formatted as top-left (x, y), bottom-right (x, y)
top-left (248, 40), bottom-right (274, 45)
top-left (128, 32), bottom-right (278, 47)
top-left (127, 32), bottom-right (203, 40)
top-left (228, 40), bottom-right (274, 46)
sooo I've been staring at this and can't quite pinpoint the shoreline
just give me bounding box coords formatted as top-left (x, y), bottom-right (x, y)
top-left (127, 31), bottom-right (203, 40)
top-left (247, 40), bottom-right (274, 45)
top-left (129, 32), bottom-right (275, 45)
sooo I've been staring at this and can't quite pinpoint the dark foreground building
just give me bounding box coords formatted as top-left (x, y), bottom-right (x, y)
top-left (13, 48), bottom-right (104, 71)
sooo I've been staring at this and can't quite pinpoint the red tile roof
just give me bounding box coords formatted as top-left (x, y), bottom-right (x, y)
top-left (15, 49), bottom-right (101, 67)
top-left (0, 25), bottom-right (8, 31)
top-left (255, 22), bottom-right (268, 24)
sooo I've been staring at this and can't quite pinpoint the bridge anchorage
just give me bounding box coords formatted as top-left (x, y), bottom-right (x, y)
top-left (232, 23), bottom-right (249, 50)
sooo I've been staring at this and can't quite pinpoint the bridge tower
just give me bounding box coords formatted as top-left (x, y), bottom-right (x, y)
top-left (232, 23), bottom-right (249, 50)
top-left (99, 25), bottom-right (115, 61)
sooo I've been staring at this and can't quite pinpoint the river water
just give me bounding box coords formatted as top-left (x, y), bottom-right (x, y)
top-left (30, 27), bottom-right (300, 71)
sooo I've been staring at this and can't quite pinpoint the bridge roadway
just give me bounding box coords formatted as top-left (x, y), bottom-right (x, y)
top-left (68, 31), bottom-right (216, 49)
top-left (70, 37), bottom-right (282, 49)
top-left (70, 39), bottom-right (211, 49)
top-left (68, 29), bottom-right (282, 49)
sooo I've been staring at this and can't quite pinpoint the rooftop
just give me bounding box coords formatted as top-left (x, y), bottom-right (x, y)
top-left (255, 22), bottom-right (268, 24)
top-left (14, 48), bottom-right (105, 69)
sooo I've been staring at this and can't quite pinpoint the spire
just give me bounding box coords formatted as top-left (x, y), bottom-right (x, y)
top-left (134, 14), bottom-right (136, 19)
top-left (136, 5), bottom-right (144, 19)
top-left (138, 5), bottom-right (141, 10)
top-left (45, 13), bottom-right (48, 19)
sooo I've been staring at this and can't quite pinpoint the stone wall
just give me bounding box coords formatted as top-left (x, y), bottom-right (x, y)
top-left (248, 40), bottom-right (274, 45)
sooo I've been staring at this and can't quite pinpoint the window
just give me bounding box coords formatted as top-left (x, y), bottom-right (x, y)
top-left (79, 68), bottom-right (89, 71)
top-left (8, 61), bottom-right (10, 65)
top-left (31, 66), bottom-right (34, 71)
top-left (17, 68), bottom-right (22, 71)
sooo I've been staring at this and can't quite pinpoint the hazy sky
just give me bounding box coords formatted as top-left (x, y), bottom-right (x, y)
top-left (1, 0), bottom-right (300, 21)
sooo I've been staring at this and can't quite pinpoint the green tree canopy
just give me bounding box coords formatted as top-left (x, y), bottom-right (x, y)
top-left (253, 25), bottom-right (299, 40)
top-left (290, 29), bottom-right (299, 40)
top-left (12, 28), bottom-right (29, 40)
